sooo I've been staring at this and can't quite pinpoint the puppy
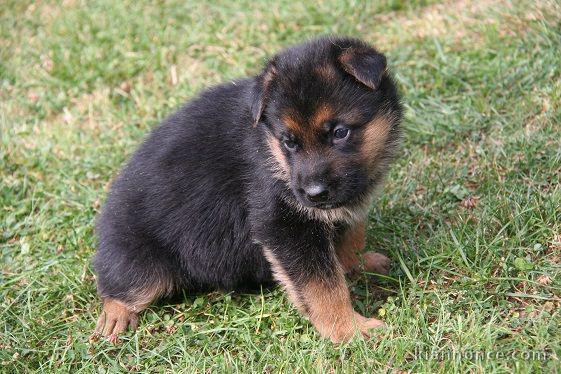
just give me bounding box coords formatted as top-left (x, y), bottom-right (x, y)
top-left (93, 36), bottom-right (402, 343)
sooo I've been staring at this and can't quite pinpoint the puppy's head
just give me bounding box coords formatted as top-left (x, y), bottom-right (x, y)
top-left (252, 37), bottom-right (402, 210)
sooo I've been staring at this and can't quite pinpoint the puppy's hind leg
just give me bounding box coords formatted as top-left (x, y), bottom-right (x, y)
top-left (92, 250), bottom-right (175, 343)
top-left (93, 298), bottom-right (139, 343)
top-left (93, 281), bottom-right (171, 343)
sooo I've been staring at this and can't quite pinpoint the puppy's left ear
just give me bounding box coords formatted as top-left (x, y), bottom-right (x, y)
top-left (338, 47), bottom-right (387, 90)
top-left (250, 60), bottom-right (277, 127)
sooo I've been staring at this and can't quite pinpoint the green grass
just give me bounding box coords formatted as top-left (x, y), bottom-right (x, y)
top-left (1, 0), bottom-right (560, 372)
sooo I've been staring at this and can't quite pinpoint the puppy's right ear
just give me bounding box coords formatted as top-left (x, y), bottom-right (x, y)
top-left (251, 60), bottom-right (276, 127)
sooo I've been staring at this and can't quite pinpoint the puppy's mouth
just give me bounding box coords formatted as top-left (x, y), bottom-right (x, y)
top-left (294, 195), bottom-right (346, 210)
top-left (311, 202), bottom-right (339, 210)
top-left (290, 182), bottom-right (354, 210)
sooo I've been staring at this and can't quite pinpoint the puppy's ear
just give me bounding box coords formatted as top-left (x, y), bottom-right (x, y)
top-left (338, 47), bottom-right (387, 90)
top-left (251, 60), bottom-right (277, 127)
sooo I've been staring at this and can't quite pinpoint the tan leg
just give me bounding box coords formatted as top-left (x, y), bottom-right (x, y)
top-left (302, 268), bottom-right (385, 343)
top-left (265, 245), bottom-right (385, 343)
top-left (91, 282), bottom-right (171, 343)
top-left (336, 222), bottom-right (366, 274)
top-left (336, 222), bottom-right (391, 276)
top-left (93, 299), bottom-right (140, 343)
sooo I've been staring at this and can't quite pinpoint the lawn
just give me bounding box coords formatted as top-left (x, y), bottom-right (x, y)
top-left (1, 0), bottom-right (560, 372)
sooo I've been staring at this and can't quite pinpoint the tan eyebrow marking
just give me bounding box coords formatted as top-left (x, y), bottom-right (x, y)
top-left (311, 103), bottom-right (334, 129)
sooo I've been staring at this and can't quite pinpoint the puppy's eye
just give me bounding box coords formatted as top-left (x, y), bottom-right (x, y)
top-left (333, 125), bottom-right (350, 141)
top-left (283, 139), bottom-right (297, 150)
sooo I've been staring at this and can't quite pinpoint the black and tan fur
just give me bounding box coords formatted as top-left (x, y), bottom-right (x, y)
top-left (92, 36), bottom-right (403, 343)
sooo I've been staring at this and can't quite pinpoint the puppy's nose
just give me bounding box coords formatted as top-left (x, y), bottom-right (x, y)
top-left (304, 183), bottom-right (329, 203)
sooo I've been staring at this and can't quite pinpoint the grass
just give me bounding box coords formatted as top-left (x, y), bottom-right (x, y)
top-left (1, 0), bottom-right (560, 372)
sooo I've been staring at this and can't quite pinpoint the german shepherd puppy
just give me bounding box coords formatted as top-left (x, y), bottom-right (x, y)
top-left (93, 36), bottom-right (402, 343)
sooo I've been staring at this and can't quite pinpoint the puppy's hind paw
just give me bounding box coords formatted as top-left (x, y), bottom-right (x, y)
top-left (92, 299), bottom-right (139, 343)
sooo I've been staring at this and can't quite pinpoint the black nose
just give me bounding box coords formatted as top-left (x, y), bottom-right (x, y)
top-left (304, 183), bottom-right (329, 203)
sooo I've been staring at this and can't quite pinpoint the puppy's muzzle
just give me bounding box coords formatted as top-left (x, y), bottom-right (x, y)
top-left (303, 183), bottom-right (329, 203)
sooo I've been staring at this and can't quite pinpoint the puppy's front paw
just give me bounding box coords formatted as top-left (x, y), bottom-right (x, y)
top-left (354, 312), bottom-right (386, 340)
top-left (362, 251), bottom-right (391, 275)
top-left (316, 312), bottom-right (386, 343)
top-left (91, 299), bottom-right (139, 343)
